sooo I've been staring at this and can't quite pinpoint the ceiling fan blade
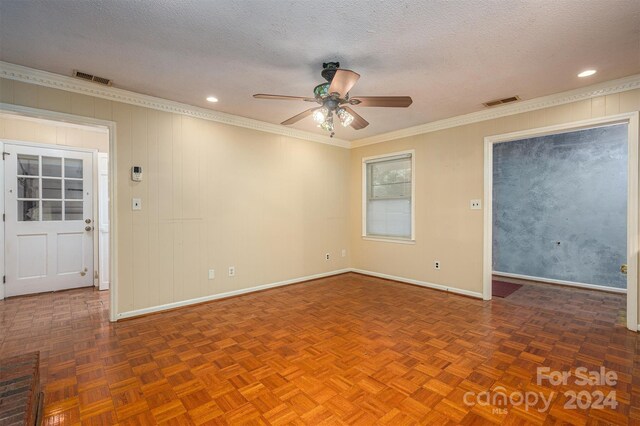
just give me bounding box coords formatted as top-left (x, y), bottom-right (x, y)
top-left (351, 96), bottom-right (413, 107)
top-left (342, 106), bottom-right (369, 130)
top-left (254, 94), bottom-right (316, 102)
top-left (281, 108), bottom-right (318, 125)
top-left (328, 69), bottom-right (360, 97)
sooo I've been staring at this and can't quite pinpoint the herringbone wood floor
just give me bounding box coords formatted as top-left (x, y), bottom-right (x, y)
top-left (0, 273), bottom-right (638, 425)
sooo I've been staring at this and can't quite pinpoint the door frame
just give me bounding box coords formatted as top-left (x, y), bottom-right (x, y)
top-left (483, 112), bottom-right (639, 332)
top-left (96, 152), bottom-right (109, 291)
top-left (0, 103), bottom-right (118, 322)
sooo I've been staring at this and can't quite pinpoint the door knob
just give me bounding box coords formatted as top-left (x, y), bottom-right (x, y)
top-left (85, 226), bottom-right (93, 231)
top-left (621, 264), bottom-right (628, 275)
top-left (85, 219), bottom-right (92, 224)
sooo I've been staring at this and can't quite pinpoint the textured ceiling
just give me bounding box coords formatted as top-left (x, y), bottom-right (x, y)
top-left (0, 0), bottom-right (639, 140)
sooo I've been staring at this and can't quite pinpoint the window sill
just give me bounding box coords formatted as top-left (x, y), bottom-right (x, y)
top-left (362, 236), bottom-right (416, 245)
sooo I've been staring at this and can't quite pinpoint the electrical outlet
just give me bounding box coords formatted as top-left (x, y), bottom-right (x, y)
top-left (470, 199), bottom-right (481, 210)
top-left (208, 269), bottom-right (215, 280)
top-left (434, 261), bottom-right (441, 270)
top-left (341, 249), bottom-right (347, 258)
top-left (325, 253), bottom-right (330, 261)
top-left (132, 198), bottom-right (142, 210)
top-left (228, 266), bottom-right (235, 277)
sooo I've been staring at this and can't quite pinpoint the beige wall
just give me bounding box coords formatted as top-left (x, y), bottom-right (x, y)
top-left (0, 78), bottom-right (351, 316)
top-left (350, 89), bottom-right (640, 317)
top-left (0, 115), bottom-right (109, 152)
top-left (2, 74), bottom-right (639, 322)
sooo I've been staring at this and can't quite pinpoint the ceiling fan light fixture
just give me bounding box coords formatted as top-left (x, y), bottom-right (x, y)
top-left (313, 106), bottom-right (329, 124)
top-left (337, 108), bottom-right (354, 127)
top-left (320, 115), bottom-right (334, 132)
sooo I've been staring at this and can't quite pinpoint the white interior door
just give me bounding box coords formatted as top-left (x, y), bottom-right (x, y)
top-left (4, 144), bottom-right (94, 297)
top-left (97, 153), bottom-right (109, 290)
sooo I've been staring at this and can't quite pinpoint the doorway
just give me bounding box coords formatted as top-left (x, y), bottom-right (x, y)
top-left (0, 106), bottom-right (116, 320)
top-left (483, 113), bottom-right (639, 331)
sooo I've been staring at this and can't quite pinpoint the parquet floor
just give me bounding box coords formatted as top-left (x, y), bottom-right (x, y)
top-left (0, 272), bottom-right (638, 425)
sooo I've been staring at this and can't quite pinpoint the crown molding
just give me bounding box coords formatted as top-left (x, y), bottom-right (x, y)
top-left (352, 73), bottom-right (640, 148)
top-left (3, 61), bottom-right (639, 150)
top-left (0, 61), bottom-right (350, 149)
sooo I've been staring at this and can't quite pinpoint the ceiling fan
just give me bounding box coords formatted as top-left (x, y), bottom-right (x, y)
top-left (253, 62), bottom-right (412, 137)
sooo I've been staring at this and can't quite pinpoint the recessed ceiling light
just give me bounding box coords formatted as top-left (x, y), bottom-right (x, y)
top-left (206, 96), bottom-right (218, 102)
top-left (578, 70), bottom-right (597, 78)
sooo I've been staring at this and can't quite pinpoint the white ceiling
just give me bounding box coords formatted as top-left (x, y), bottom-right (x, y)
top-left (1, 0), bottom-right (639, 140)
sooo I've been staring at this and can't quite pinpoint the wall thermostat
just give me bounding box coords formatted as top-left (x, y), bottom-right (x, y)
top-left (131, 166), bottom-right (143, 182)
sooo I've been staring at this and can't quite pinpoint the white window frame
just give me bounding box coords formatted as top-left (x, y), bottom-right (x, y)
top-left (362, 149), bottom-right (416, 243)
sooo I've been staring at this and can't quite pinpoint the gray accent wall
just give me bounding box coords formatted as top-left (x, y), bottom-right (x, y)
top-left (493, 124), bottom-right (628, 288)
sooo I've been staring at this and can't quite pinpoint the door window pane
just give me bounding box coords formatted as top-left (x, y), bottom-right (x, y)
top-left (64, 158), bottom-right (83, 178)
top-left (42, 201), bottom-right (62, 221)
top-left (65, 180), bottom-right (83, 199)
top-left (17, 155), bottom-right (39, 176)
top-left (18, 200), bottom-right (39, 221)
top-left (65, 201), bottom-right (83, 220)
top-left (42, 179), bottom-right (62, 199)
top-left (18, 177), bottom-right (39, 199)
top-left (42, 157), bottom-right (62, 177)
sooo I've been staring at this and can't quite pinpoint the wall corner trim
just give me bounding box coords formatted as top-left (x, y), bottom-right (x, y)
top-left (350, 268), bottom-right (483, 299)
top-left (116, 269), bottom-right (351, 320)
top-left (0, 61), bottom-right (350, 149)
top-left (351, 73), bottom-right (640, 147)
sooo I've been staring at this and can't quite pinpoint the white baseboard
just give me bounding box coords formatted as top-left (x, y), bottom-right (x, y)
top-left (117, 267), bottom-right (484, 319)
top-left (493, 271), bottom-right (627, 294)
top-left (116, 268), bottom-right (631, 325)
top-left (116, 268), bottom-right (351, 320)
top-left (350, 268), bottom-right (484, 299)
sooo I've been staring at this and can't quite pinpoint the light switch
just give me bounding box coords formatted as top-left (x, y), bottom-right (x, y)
top-left (132, 198), bottom-right (142, 210)
top-left (470, 199), bottom-right (482, 210)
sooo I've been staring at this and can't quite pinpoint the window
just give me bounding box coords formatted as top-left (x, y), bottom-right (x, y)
top-left (16, 154), bottom-right (83, 222)
top-left (363, 151), bottom-right (414, 241)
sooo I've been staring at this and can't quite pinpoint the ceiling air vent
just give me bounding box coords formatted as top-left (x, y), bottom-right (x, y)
top-left (72, 70), bottom-right (113, 86)
top-left (483, 96), bottom-right (520, 108)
